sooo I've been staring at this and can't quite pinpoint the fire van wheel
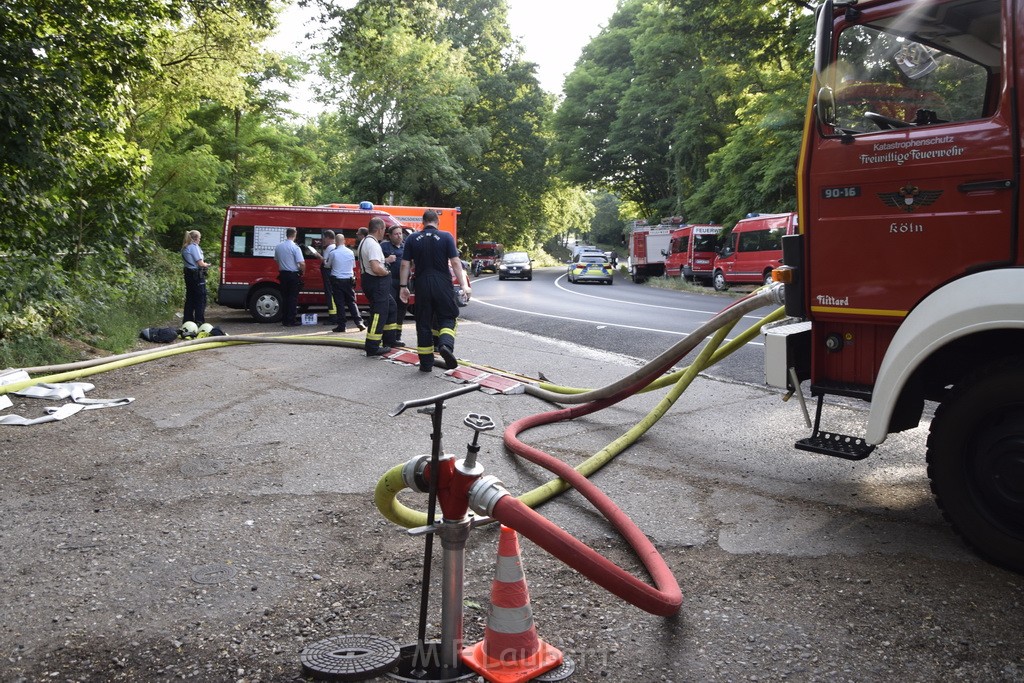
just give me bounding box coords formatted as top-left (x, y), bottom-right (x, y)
top-left (249, 286), bottom-right (283, 323)
top-left (926, 357), bottom-right (1024, 574)
top-left (763, 271), bottom-right (774, 286)
top-left (713, 270), bottom-right (729, 292)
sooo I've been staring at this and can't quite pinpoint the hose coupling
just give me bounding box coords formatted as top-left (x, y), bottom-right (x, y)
top-left (767, 281), bottom-right (786, 306)
top-left (401, 454), bottom-right (431, 493)
top-left (467, 475), bottom-right (511, 516)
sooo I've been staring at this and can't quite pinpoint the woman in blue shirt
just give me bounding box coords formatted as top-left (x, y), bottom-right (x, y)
top-left (181, 230), bottom-right (209, 325)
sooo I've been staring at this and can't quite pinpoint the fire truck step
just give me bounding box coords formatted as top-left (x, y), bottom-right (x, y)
top-left (795, 432), bottom-right (875, 460)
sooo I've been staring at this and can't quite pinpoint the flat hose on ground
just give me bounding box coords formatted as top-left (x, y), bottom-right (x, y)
top-left (2, 333), bottom-right (366, 395)
top-left (375, 289), bottom-right (785, 614)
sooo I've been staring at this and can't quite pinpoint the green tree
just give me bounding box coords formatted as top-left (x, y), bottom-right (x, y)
top-left (555, 0), bottom-right (812, 221)
top-left (590, 192), bottom-right (625, 245)
top-left (553, 0), bottom-right (645, 203)
top-left (309, 0), bottom-right (552, 251)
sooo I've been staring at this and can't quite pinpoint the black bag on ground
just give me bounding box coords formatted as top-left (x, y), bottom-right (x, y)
top-left (139, 327), bottom-right (179, 343)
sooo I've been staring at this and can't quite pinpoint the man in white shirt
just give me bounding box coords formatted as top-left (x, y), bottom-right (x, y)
top-left (324, 233), bottom-right (365, 333)
top-left (273, 227), bottom-right (304, 327)
top-left (357, 218), bottom-right (399, 356)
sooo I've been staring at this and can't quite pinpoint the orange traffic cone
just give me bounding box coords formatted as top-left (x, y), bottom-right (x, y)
top-left (461, 526), bottom-right (563, 683)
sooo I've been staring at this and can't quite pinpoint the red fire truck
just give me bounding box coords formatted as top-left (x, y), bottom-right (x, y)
top-left (471, 241), bottom-right (504, 276)
top-left (627, 221), bottom-right (672, 283)
top-left (216, 204), bottom-right (402, 322)
top-left (765, 0), bottom-right (1022, 572)
top-left (664, 224), bottom-right (721, 283)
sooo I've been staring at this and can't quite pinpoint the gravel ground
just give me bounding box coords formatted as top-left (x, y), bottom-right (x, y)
top-left (1, 315), bottom-right (1022, 683)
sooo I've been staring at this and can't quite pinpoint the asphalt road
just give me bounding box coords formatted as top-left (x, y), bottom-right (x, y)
top-left (2, 301), bottom-right (1022, 681)
top-left (461, 266), bottom-right (774, 385)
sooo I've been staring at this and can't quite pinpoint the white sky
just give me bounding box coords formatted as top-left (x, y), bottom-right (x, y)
top-left (265, 0), bottom-right (621, 117)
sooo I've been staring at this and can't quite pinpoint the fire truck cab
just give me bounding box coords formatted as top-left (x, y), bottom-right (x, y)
top-left (471, 241), bottom-right (504, 276)
top-left (765, 0), bottom-right (1023, 571)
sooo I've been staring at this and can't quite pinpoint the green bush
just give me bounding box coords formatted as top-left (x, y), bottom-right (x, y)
top-left (0, 247), bottom-right (182, 367)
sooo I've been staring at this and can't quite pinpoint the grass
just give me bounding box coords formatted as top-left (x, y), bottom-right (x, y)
top-left (0, 336), bottom-right (79, 370)
top-left (642, 274), bottom-right (743, 297)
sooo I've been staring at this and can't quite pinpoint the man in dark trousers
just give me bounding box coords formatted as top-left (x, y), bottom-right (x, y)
top-left (381, 224), bottom-right (408, 345)
top-left (274, 227), bottom-right (304, 326)
top-left (357, 217), bottom-right (399, 356)
top-left (399, 210), bottom-right (471, 372)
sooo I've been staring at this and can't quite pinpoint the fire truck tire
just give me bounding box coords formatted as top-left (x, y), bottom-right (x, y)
top-left (713, 270), bottom-right (728, 292)
top-left (249, 286), bottom-right (283, 323)
top-left (926, 357), bottom-right (1024, 574)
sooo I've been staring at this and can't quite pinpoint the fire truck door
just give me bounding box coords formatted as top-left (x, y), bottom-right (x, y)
top-left (808, 3), bottom-right (1016, 319)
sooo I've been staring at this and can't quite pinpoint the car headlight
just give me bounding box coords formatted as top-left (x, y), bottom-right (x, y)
top-left (523, 264), bottom-right (531, 270)
top-left (499, 264), bottom-right (507, 270)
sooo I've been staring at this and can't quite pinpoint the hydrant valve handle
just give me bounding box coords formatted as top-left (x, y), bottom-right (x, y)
top-left (464, 413), bottom-right (495, 432)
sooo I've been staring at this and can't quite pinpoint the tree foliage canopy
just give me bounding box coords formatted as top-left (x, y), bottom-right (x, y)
top-left (1, 0), bottom-right (824, 349)
top-left (554, 0), bottom-right (813, 225)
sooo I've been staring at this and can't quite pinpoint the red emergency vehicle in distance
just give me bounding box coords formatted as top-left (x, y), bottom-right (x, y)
top-left (470, 241), bottom-right (503, 276)
top-left (664, 224), bottom-right (721, 283)
top-left (216, 204), bottom-right (402, 323)
top-left (712, 212), bottom-right (797, 291)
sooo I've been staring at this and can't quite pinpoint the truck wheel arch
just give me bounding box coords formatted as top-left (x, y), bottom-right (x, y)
top-left (866, 270), bottom-right (1024, 445)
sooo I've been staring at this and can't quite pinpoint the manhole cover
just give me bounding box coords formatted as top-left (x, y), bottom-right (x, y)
top-left (190, 564), bottom-right (237, 584)
top-left (533, 656), bottom-right (576, 681)
top-left (179, 459), bottom-right (225, 477)
top-left (301, 634), bottom-right (402, 681)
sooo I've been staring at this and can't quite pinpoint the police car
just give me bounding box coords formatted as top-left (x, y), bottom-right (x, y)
top-left (567, 253), bottom-right (613, 285)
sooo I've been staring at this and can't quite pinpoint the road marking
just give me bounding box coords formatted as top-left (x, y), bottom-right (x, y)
top-left (550, 273), bottom-right (769, 322)
top-left (469, 293), bottom-right (765, 347)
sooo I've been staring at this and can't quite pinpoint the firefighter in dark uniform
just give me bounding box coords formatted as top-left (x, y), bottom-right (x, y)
top-left (399, 210), bottom-right (471, 372)
top-left (357, 217), bottom-right (399, 356)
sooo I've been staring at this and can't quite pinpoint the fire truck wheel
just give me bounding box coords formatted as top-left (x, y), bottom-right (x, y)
top-left (249, 286), bottom-right (283, 323)
top-left (713, 270), bottom-right (728, 292)
top-left (926, 357), bottom-right (1024, 574)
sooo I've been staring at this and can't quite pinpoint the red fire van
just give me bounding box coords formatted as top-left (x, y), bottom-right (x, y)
top-left (664, 224), bottom-right (721, 283)
top-left (216, 204), bottom-right (402, 323)
top-left (712, 212), bottom-right (798, 291)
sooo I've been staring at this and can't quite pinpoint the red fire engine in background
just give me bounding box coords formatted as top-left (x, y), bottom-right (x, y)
top-left (765, 0), bottom-right (1022, 571)
top-left (627, 220), bottom-right (672, 283)
top-left (471, 241), bottom-right (504, 276)
top-left (216, 204), bottom-right (402, 323)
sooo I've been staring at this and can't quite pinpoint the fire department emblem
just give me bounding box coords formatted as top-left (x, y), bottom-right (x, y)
top-left (877, 185), bottom-right (942, 213)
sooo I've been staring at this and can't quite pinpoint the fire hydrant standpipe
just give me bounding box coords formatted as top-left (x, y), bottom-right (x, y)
top-left (389, 384), bottom-right (481, 676)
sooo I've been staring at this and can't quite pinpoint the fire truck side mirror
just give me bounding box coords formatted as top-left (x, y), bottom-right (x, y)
top-left (815, 86), bottom-right (837, 127)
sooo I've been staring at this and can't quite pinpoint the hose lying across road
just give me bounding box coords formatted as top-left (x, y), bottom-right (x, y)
top-left (9, 285), bottom-right (786, 617)
top-left (376, 284), bottom-right (786, 616)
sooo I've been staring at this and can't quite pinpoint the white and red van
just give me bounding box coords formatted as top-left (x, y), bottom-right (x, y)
top-left (664, 224), bottom-right (721, 283)
top-left (712, 212), bottom-right (798, 291)
top-left (216, 204), bottom-right (403, 323)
